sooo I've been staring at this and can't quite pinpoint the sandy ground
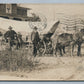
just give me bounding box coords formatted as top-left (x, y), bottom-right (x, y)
top-left (0, 44), bottom-right (84, 81)
top-left (0, 55), bottom-right (84, 81)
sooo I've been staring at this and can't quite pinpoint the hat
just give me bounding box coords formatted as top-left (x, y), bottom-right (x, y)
top-left (8, 26), bottom-right (12, 29)
top-left (33, 26), bottom-right (38, 30)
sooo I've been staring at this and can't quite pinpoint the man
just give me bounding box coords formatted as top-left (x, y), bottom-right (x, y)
top-left (31, 26), bottom-right (40, 57)
top-left (4, 26), bottom-right (17, 50)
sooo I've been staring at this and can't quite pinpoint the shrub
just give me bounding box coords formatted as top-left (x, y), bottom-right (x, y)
top-left (0, 48), bottom-right (37, 71)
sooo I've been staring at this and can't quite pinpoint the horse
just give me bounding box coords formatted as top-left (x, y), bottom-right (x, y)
top-left (72, 29), bottom-right (84, 56)
top-left (55, 33), bottom-right (73, 56)
top-left (4, 34), bottom-right (23, 50)
top-left (51, 33), bottom-right (73, 56)
top-left (51, 29), bottom-right (84, 56)
top-left (17, 33), bottom-right (23, 49)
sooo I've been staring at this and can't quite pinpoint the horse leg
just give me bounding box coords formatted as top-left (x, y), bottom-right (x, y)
top-left (77, 43), bottom-right (81, 56)
top-left (9, 41), bottom-right (12, 50)
top-left (20, 41), bottom-right (23, 48)
top-left (19, 43), bottom-right (22, 48)
top-left (18, 41), bottom-right (21, 48)
top-left (20, 39), bottom-right (23, 48)
top-left (18, 43), bottom-right (20, 48)
top-left (70, 43), bottom-right (74, 56)
top-left (55, 47), bottom-right (58, 57)
top-left (52, 43), bottom-right (57, 57)
top-left (16, 41), bottom-right (19, 50)
top-left (63, 46), bottom-right (65, 54)
top-left (53, 48), bottom-right (56, 56)
top-left (59, 47), bottom-right (62, 56)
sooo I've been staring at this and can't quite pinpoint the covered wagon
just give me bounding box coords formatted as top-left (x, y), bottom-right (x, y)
top-left (38, 21), bottom-right (60, 55)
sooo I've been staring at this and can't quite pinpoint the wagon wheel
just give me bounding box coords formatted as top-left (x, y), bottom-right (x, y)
top-left (45, 43), bottom-right (53, 54)
top-left (38, 41), bottom-right (46, 55)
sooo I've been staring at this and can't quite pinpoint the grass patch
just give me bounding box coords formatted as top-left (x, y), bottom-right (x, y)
top-left (0, 48), bottom-right (38, 71)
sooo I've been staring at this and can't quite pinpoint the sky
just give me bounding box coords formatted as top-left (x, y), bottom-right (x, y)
top-left (19, 4), bottom-right (84, 21)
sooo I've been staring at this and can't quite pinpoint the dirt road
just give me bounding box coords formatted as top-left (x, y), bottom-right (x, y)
top-left (0, 56), bottom-right (84, 80)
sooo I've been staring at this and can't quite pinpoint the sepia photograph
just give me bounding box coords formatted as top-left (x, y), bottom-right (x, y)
top-left (0, 4), bottom-right (84, 81)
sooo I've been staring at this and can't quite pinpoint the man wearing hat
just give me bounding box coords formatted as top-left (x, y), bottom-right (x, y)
top-left (4, 26), bottom-right (17, 49)
top-left (31, 26), bottom-right (40, 57)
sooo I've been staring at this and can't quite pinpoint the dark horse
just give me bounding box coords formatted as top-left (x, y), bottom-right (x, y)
top-left (56, 33), bottom-right (73, 56)
top-left (4, 34), bottom-right (23, 50)
top-left (52, 29), bottom-right (84, 56)
top-left (72, 29), bottom-right (84, 56)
